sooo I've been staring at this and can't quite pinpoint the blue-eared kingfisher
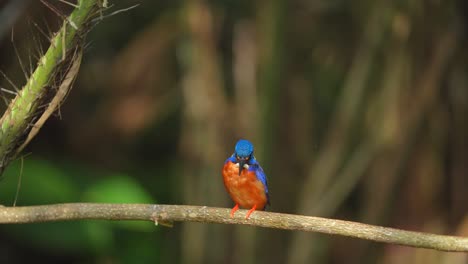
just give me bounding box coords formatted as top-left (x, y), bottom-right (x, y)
top-left (222, 139), bottom-right (269, 219)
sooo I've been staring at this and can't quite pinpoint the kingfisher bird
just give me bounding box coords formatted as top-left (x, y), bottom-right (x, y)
top-left (222, 139), bottom-right (269, 219)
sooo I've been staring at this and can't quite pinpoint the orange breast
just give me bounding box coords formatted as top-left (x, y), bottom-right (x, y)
top-left (222, 161), bottom-right (268, 210)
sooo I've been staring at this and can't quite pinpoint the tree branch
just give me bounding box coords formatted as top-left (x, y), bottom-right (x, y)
top-left (0, 203), bottom-right (466, 252)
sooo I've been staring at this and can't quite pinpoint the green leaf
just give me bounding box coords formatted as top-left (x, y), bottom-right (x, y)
top-left (0, 159), bottom-right (79, 204)
top-left (82, 174), bottom-right (155, 231)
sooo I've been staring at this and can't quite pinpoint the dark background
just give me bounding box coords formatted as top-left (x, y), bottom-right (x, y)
top-left (0, 0), bottom-right (467, 263)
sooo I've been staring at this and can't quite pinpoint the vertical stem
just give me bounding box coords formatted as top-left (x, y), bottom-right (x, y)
top-left (287, 1), bottom-right (392, 263)
top-left (179, 1), bottom-right (228, 263)
top-left (257, 0), bottom-right (286, 169)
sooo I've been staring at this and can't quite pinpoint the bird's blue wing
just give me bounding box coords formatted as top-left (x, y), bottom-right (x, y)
top-left (253, 164), bottom-right (270, 206)
top-left (225, 154), bottom-right (237, 164)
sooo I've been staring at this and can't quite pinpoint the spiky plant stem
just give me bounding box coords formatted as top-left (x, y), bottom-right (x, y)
top-left (0, 0), bottom-right (102, 173)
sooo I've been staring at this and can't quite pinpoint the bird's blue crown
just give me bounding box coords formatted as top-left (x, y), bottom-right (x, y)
top-left (234, 139), bottom-right (254, 158)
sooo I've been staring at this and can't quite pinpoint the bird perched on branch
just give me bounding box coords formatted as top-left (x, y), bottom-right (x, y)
top-left (222, 139), bottom-right (269, 219)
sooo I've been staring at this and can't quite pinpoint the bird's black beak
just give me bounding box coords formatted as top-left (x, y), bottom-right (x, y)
top-left (238, 159), bottom-right (246, 176)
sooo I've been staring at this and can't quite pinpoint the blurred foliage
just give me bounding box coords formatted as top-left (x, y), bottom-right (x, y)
top-left (0, 158), bottom-right (158, 263)
top-left (0, 0), bottom-right (467, 263)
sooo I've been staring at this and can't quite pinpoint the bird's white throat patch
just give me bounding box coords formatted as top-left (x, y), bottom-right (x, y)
top-left (234, 163), bottom-right (249, 169)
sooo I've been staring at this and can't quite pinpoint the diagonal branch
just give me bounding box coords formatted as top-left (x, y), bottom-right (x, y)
top-left (0, 0), bottom-right (103, 174)
top-left (0, 203), bottom-right (466, 252)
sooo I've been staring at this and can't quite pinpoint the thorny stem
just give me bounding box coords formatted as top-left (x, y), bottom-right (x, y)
top-left (0, 0), bottom-right (101, 173)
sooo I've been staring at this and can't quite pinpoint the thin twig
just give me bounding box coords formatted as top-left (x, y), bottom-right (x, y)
top-left (0, 203), bottom-right (466, 252)
top-left (12, 157), bottom-right (24, 206)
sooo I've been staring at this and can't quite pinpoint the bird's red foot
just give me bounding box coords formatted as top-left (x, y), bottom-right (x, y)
top-left (245, 204), bottom-right (257, 219)
top-left (230, 204), bottom-right (239, 218)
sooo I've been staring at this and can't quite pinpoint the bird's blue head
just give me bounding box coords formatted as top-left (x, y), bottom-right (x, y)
top-left (234, 139), bottom-right (254, 175)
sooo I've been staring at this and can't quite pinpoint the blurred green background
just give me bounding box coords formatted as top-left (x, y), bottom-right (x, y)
top-left (0, 0), bottom-right (467, 263)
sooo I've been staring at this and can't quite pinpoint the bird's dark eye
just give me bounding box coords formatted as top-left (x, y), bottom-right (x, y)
top-left (236, 155), bottom-right (249, 161)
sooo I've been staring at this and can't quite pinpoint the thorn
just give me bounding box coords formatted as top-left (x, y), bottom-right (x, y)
top-left (13, 40), bottom-right (29, 81)
top-left (1, 88), bottom-right (17, 96)
top-left (57, 0), bottom-right (79, 8)
top-left (67, 18), bottom-right (78, 30)
top-left (0, 70), bottom-right (19, 92)
top-left (91, 4), bottom-right (140, 23)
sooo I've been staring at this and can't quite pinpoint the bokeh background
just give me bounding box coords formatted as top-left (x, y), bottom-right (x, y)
top-left (0, 0), bottom-right (467, 263)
